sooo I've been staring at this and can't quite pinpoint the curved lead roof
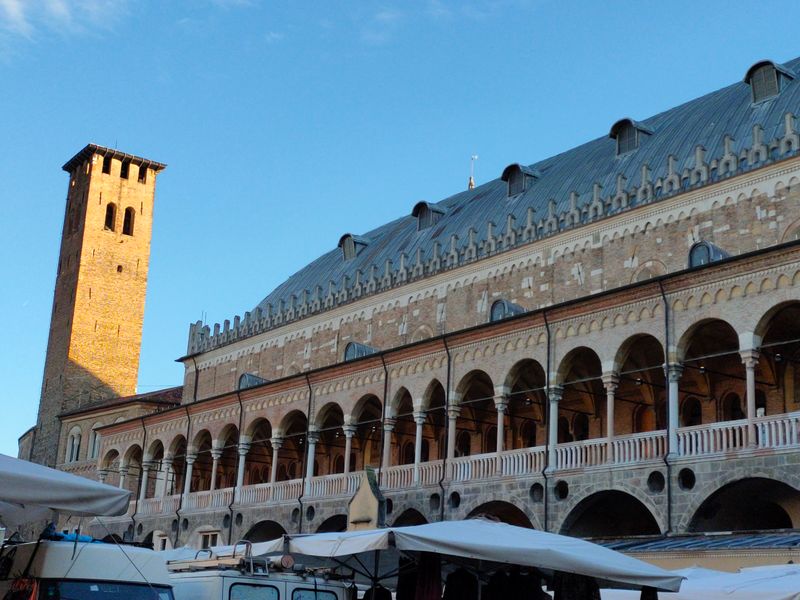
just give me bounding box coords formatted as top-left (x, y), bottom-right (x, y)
top-left (255, 58), bottom-right (800, 315)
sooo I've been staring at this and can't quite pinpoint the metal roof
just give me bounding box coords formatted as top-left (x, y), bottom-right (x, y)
top-left (252, 57), bottom-right (800, 318)
top-left (601, 532), bottom-right (800, 552)
top-left (62, 143), bottom-right (167, 174)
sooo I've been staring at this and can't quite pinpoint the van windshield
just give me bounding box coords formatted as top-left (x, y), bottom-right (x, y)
top-left (39, 580), bottom-right (174, 600)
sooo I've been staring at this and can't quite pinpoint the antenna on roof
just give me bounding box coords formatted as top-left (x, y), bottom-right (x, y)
top-left (469, 154), bottom-right (478, 190)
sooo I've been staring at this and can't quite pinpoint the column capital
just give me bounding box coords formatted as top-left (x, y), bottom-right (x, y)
top-left (237, 442), bottom-right (251, 456)
top-left (210, 448), bottom-right (224, 460)
top-left (412, 411), bottom-right (427, 425)
top-left (306, 430), bottom-right (320, 444)
top-left (601, 372), bottom-right (619, 391)
top-left (161, 456), bottom-right (173, 467)
top-left (447, 405), bottom-right (461, 419)
top-left (665, 363), bottom-right (683, 382)
top-left (740, 349), bottom-right (761, 367)
top-left (185, 453), bottom-right (197, 465)
top-left (342, 425), bottom-right (357, 438)
top-left (493, 395), bottom-right (509, 411)
top-left (383, 417), bottom-right (397, 432)
top-left (270, 436), bottom-right (284, 449)
top-left (118, 466), bottom-right (130, 475)
top-left (141, 460), bottom-right (156, 471)
top-left (548, 385), bottom-right (563, 403)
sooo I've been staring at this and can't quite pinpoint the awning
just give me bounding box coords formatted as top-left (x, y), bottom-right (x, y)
top-left (601, 564), bottom-right (800, 600)
top-left (281, 520), bottom-right (683, 592)
top-left (0, 454), bottom-right (132, 529)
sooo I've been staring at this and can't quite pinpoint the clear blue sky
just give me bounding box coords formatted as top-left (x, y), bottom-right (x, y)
top-left (2, 0), bottom-right (800, 457)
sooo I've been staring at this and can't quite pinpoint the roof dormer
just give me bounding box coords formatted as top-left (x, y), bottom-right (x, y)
top-left (501, 164), bottom-right (540, 198)
top-left (609, 118), bottom-right (653, 156)
top-left (412, 201), bottom-right (446, 231)
top-left (338, 234), bottom-right (369, 261)
top-left (744, 60), bottom-right (795, 104)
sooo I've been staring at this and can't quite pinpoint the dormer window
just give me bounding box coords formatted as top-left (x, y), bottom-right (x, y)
top-left (238, 373), bottom-right (268, 390)
top-left (338, 234), bottom-right (369, 261)
top-left (609, 118), bottom-right (653, 156)
top-left (412, 201), bottom-right (445, 231)
top-left (745, 60), bottom-right (795, 104)
top-left (688, 241), bottom-right (728, 268)
top-left (490, 299), bottom-right (525, 322)
top-left (501, 164), bottom-right (540, 198)
top-left (344, 341), bottom-right (378, 361)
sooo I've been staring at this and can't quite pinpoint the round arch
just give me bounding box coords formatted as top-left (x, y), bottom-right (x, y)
top-left (466, 501), bottom-right (533, 528)
top-left (454, 370), bottom-right (494, 402)
top-left (560, 490), bottom-right (660, 537)
top-left (315, 514), bottom-right (347, 533)
top-left (675, 317), bottom-right (740, 363)
top-left (244, 520), bottom-right (287, 542)
top-left (392, 508), bottom-right (428, 527)
top-left (689, 477), bottom-right (800, 532)
top-left (422, 379), bottom-right (446, 411)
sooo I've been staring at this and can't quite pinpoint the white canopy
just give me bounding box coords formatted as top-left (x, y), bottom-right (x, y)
top-left (283, 520), bottom-right (683, 592)
top-left (0, 453), bottom-right (131, 529)
top-left (601, 564), bottom-right (800, 600)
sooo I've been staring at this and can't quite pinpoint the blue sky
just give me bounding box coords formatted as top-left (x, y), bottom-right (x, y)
top-left (2, 0), bottom-right (800, 457)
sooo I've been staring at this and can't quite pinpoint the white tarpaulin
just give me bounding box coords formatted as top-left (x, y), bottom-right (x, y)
top-left (0, 453), bottom-right (131, 529)
top-left (281, 520), bottom-right (683, 592)
top-left (601, 564), bottom-right (800, 600)
top-left (161, 538), bottom-right (285, 562)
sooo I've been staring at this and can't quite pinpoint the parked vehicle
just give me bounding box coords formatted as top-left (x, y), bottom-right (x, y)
top-left (167, 544), bottom-right (356, 600)
top-left (0, 539), bottom-right (175, 599)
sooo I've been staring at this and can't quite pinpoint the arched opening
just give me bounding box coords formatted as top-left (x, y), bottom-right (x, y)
top-left (505, 359), bottom-right (547, 450)
top-left (454, 370), bottom-right (495, 458)
top-left (104, 203), bottom-right (116, 231)
top-left (391, 388), bottom-right (416, 468)
top-left (245, 418), bottom-right (273, 485)
top-left (679, 319), bottom-right (742, 429)
top-left (561, 491), bottom-right (660, 537)
top-left (167, 435), bottom-right (187, 496)
top-left (558, 347), bottom-right (604, 442)
top-left (143, 440), bottom-right (165, 499)
top-left (191, 430), bottom-right (213, 492)
top-left (244, 520), bottom-right (286, 542)
top-left (315, 403), bottom-right (344, 476)
top-left (614, 334), bottom-right (666, 435)
top-left (316, 515), bottom-right (347, 533)
top-left (122, 207), bottom-right (135, 236)
top-left (122, 445), bottom-right (143, 495)
top-left (420, 380), bottom-right (446, 461)
top-left (757, 302), bottom-right (800, 413)
top-left (689, 478), bottom-right (800, 532)
top-left (100, 449), bottom-right (121, 487)
top-left (466, 501), bottom-right (533, 528)
top-left (277, 411), bottom-right (308, 481)
top-left (392, 508), bottom-right (428, 527)
top-left (721, 392), bottom-right (745, 421)
top-left (351, 395), bottom-right (383, 470)
top-left (217, 425), bottom-right (240, 489)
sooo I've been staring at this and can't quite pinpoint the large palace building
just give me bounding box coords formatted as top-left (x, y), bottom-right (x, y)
top-left (28, 57), bottom-right (800, 551)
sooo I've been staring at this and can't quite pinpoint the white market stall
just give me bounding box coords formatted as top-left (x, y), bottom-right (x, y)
top-left (0, 453), bottom-right (132, 531)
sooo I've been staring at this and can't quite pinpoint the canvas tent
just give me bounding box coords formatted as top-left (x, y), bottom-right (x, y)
top-left (0, 453), bottom-right (131, 530)
top-left (169, 520), bottom-right (682, 592)
top-left (601, 564), bottom-right (800, 600)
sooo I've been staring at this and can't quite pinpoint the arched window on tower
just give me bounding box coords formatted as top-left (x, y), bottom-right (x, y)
top-left (66, 426), bottom-right (82, 463)
top-left (123, 207), bottom-right (135, 236)
top-left (104, 203), bottom-right (116, 231)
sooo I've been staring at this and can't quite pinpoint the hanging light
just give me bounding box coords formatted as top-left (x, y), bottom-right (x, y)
top-left (699, 365), bottom-right (706, 374)
top-left (775, 353), bottom-right (783, 363)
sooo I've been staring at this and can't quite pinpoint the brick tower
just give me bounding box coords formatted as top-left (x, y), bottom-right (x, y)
top-left (28, 145), bottom-right (166, 467)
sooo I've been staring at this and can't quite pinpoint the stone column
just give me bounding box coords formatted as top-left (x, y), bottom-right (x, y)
top-left (666, 364), bottom-right (683, 456)
top-left (494, 396), bottom-right (508, 475)
top-left (304, 431), bottom-right (319, 494)
top-left (382, 418), bottom-right (396, 470)
top-left (182, 454), bottom-right (196, 498)
top-left (602, 373), bottom-right (619, 464)
top-left (138, 462), bottom-right (152, 502)
top-left (741, 350), bottom-right (760, 446)
top-left (209, 448), bottom-right (223, 492)
top-left (97, 469), bottom-right (108, 484)
top-left (159, 458), bottom-right (173, 497)
top-left (118, 466), bottom-right (128, 490)
top-left (269, 437), bottom-right (283, 501)
top-left (413, 411), bottom-right (426, 484)
top-left (547, 386), bottom-right (563, 471)
top-left (342, 425), bottom-right (356, 476)
top-left (446, 406), bottom-right (460, 460)
top-left (236, 441), bottom-right (250, 491)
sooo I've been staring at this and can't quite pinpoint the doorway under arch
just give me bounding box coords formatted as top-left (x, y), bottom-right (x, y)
top-left (560, 490), bottom-right (660, 537)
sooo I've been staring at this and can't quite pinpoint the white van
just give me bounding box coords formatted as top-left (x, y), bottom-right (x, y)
top-left (0, 539), bottom-right (175, 599)
top-left (167, 550), bottom-right (355, 600)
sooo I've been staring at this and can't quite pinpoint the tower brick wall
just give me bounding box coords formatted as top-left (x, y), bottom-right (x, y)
top-left (30, 145), bottom-right (165, 467)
